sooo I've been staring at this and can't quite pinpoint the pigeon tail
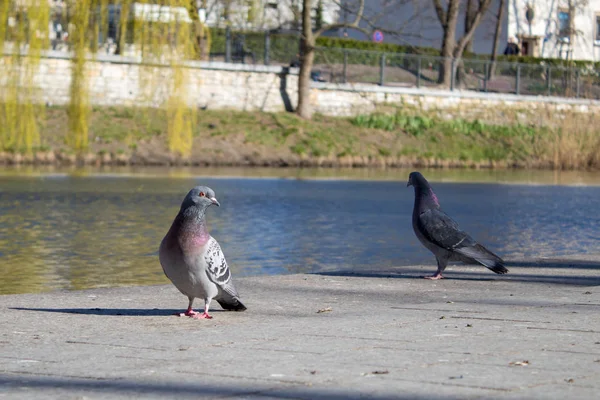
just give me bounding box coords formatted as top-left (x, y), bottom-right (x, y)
top-left (217, 298), bottom-right (247, 311)
top-left (457, 243), bottom-right (508, 275)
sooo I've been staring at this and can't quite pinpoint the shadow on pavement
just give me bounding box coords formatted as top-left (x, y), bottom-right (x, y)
top-left (0, 374), bottom-right (436, 400)
top-left (8, 307), bottom-right (225, 316)
top-left (313, 259), bottom-right (600, 286)
top-left (508, 259), bottom-right (600, 270)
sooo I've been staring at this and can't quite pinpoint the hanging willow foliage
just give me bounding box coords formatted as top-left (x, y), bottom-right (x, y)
top-left (1, 0), bottom-right (201, 156)
top-left (0, 0), bottom-right (49, 153)
top-left (131, 0), bottom-right (197, 157)
top-left (66, 0), bottom-right (92, 152)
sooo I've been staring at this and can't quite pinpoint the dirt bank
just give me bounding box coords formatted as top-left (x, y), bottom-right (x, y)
top-left (1, 106), bottom-right (598, 170)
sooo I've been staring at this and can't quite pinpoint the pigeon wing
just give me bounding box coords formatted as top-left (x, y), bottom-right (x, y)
top-left (204, 238), bottom-right (247, 311)
top-left (419, 209), bottom-right (507, 274)
top-left (418, 208), bottom-right (477, 251)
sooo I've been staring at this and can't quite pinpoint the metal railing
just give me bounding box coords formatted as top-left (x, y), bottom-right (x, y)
top-left (153, 29), bottom-right (600, 101)
top-left (309, 47), bottom-right (600, 100)
top-left (19, 23), bottom-right (600, 100)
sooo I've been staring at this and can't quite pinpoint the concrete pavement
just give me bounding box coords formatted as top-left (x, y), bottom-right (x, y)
top-left (1, 260), bottom-right (600, 399)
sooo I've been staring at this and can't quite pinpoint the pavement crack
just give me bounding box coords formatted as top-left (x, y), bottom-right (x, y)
top-left (65, 340), bottom-right (168, 351)
top-left (244, 347), bottom-right (323, 355)
top-left (389, 377), bottom-right (512, 392)
top-left (526, 327), bottom-right (600, 334)
top-left (174, 370), bottom-right (310, 386)
top-left (2, 370), bottom-right (123, 381)
top-left (370, 346), bottom-right (473, 356)
top-left (450, 316), bottom-right (552, 324)
top-left (542, 349), bottom-right (600, 356)
top-left (0, 356), bottom-right (59, 363)
top-left (299, 333), bottom-right (413, 343)
top-left (391, 306), bottom-right (485, 314)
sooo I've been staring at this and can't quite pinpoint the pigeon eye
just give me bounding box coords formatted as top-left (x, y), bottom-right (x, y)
top-left (199, 192), bottom-right (205, 197)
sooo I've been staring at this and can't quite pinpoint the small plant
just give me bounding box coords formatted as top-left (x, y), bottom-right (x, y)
top-left (378, 147), bottom-right (391, 157)
top-left (290, 142), bottom-right (307, 155)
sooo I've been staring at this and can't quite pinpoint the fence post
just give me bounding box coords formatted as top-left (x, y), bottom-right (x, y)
top-left (483, 62), bottom-right (488, 93)
top-left (416, 56), bottom-right (421, 88)
top-left (450, 58), bottom-right (456, 91)
top-left (547, 66), bottom-right (552, 96)
top-left (576, 69), bottom-right (581, 98)
top-left (379, 53), bottom-right (386, 86)
top-left (342, 50), bottom-right (348, 84)
top-left (225, 26), bottom-right (232, 63)
top-left (264, 30), bottom-right (270, 65)
top-left (516, 64), bottom-right (521, 95)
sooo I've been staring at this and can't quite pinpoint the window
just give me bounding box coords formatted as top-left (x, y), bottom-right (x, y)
top-left (558, 9), bottom-right (570, 41)
top-left (595, 14), bottom-right (600, 44)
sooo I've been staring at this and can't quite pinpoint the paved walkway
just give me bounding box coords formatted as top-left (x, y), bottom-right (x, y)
top-left (1, 260), bottom-right (599, 399)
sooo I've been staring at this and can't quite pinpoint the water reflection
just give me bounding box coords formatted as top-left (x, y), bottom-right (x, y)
top-left (2, 165), bottom-right (600, 186)
top-left (1, 171), bottom-right (599, 294)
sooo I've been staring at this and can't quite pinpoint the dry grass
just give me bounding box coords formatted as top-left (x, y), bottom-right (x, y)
top-left (540, 110), bottom-right (600, 169)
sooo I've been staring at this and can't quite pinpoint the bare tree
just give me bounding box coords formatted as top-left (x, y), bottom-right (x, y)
top-left (463, 0), bottom-right (476, 53)
top-left (297, 0), bottom-right (366, 119)
top-left (488, 0), bottom-right (505, 77)
top-left (566, 0), bottom-right (589, 60)
top-left (432, 0), bottom-right (492, 86)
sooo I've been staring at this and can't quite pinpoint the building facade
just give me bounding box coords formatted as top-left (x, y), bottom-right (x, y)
top-left (341, 0), bottom-right (600, 62)
top-left (507, 0), bottom-right (600, 61)
top-left (199, 0), bottom-right (340, 31)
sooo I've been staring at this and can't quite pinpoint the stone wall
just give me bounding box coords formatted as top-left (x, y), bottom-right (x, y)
top-left (25, 52), bottom-right (299, 112)
top-left (311, 83), bottom-right (600, 120)
top-left (7, 51), bottom-right (600, 118)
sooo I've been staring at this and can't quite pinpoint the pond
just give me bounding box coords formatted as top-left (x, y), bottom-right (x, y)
top-left (1, 167), bottom-right (599, 294)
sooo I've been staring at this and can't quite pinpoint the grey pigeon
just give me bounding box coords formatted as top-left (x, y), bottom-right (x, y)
top-left (407, 172), bottom-right (508, 280)
top-left (159, 186), bottom-right (246, 319)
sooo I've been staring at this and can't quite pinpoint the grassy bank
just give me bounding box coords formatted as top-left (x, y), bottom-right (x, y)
top-left (1, 105), bottom-right (599, 169)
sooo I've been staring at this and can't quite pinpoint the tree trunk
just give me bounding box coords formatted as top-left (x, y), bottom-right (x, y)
top-left (438, 44), bottom-right (454, 86)
top-left (464, 0), bottom-right (476, 54)
top-left (489, 0), bottom-right (505, 78)
top-left (297, 0), bottom-right (314, 119)
top-left (434, 0), bottom-right (493, 86)
top-left (456, 0), bottom-right (477, 85)
top-left (297, 39), bottom-right (315, 119)
top-left (437, 2), bottom-right (459, 86)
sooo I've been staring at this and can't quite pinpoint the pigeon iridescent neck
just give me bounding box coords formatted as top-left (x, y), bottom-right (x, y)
top-left (409, 172), bottom-right (440, 211)
top-left (178, 207), bottom-right (211, 248)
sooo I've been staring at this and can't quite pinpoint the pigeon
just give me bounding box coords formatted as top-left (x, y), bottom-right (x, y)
top-left (159, 186), bottom-right (246, 319)
top-left (407, 171), bottom-right (508, 280)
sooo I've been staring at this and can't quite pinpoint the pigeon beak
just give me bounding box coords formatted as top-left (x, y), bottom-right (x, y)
top-left (209, 197), bottom-right (220, 207)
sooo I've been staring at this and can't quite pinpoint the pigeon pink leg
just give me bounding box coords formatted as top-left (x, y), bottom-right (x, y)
top-left (192, 299), bottom-right (213, 319)
top-left (424, 259), bottom-right (446, 280)
top-left (176, 297), bottom-right (199, 317)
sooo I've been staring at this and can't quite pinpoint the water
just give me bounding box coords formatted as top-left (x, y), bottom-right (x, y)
top-left (1, 168), bottom-right (599, 294)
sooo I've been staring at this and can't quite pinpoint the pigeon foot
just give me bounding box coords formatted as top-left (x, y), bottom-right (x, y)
top-left (423, 274), bottom-right (444, 280)
top-left (176, 307), bottom-right (199, 317)
top-left (191, 312), bottom-right (213, 320)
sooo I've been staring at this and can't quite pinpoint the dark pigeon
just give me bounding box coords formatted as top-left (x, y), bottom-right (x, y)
top-left (407, 172), bottom-right (508, 280)
top-left (159, 186), bottom-right (246, 319)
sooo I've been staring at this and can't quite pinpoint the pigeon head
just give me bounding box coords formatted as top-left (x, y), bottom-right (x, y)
top-left (406, 171), bottom-right (429, 189)
top-left (407, 171), bottom-right (440, 209)
top-left (180, 186), bottom-right (220, 212)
